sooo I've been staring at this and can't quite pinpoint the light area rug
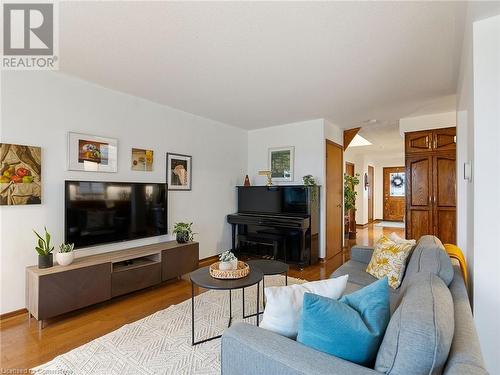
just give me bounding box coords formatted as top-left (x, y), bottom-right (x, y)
top-left (33, 275), bottom-right (305, 375)
top-left (374, 221), bottom-right (405, 229)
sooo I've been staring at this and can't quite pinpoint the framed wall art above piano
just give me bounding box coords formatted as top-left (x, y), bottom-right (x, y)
top-left (227, 185), bottom-right (320, 268)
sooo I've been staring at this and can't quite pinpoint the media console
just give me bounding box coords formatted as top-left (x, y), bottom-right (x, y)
top-left (26, 240), bottom-right (199, 329)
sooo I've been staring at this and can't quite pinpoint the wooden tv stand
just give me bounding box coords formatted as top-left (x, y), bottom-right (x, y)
top-left (26, 240), bottom-right (199, 329)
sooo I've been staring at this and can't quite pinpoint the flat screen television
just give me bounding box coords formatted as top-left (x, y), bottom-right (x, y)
top-left (65, 181), bottom-right (168, 249)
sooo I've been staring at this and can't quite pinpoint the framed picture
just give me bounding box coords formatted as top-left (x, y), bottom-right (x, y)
top-left (68, 132), bottom-right (118, 172)
top-left (0, 143), bottom-right (42, 205)
top-left (268, 146), bottom-right (294, 182)
top-left (131, 148), bottom-right (154, 171)
top-left (167, 153), bottom-right (192, 191)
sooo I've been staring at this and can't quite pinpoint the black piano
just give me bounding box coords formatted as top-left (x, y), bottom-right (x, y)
top-left (227, 185), bottom-right (320, 267)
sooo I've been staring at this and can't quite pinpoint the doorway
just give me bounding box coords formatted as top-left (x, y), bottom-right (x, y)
top-left (383, 166), bottom-right (406, 221)
top-left (367, 165), bottom-right (374, 223)
top-left (326, 140), bottom-right (343, 269)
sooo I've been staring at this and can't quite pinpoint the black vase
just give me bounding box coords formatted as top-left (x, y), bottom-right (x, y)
top-left (38, 254), bottom-right (53, 269)
top-left (176, 232), bottom-right (189, 244)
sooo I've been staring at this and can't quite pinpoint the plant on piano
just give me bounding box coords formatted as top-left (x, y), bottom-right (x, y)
top-left (302, 175), bottom-right (318, 203)
top-left (173, 222), bottom-right (195, 243)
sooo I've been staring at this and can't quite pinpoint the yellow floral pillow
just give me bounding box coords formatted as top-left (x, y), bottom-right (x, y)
top-left (366, 235), bottom-right (414, 289)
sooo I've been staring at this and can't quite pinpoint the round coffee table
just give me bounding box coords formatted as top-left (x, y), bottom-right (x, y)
top-left (189, 265), bottom-right (263, 346)
top-left (242, 259), bottom-right (289, 319)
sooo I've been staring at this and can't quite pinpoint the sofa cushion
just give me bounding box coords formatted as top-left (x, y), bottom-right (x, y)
top-left (375, 272), bottom-right (454, 375)
top-left (332, 260), bottom-right (379, 287)
top-left (297, 278), bottom-right (390, 367)
top-left (366, 236), bottom-right (414, 289)
top-left (403, 235), bottom-right (454, 286)
top-left (260, 275), bottom-right (348, 338)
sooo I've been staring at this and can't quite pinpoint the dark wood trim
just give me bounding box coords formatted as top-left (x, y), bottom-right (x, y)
top-left (198, 255), bottom-right (219, 267)
top-left (343, 127), bottom-right (361, 150)
top-left (0, 308), bottom-right (28, 321)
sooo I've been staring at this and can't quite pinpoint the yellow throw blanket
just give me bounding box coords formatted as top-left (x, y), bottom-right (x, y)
top-left (444, 244), bottom-right (468, 287)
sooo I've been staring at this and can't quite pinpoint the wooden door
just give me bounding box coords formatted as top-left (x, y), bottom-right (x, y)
top-left (345, 162), bottom-right (355, 234)
top-left (433, 153), bottom-right (456, 244)
top-left (383, 167), bottom-right (406, 221)
top-left (433, 127), bottom-right (456, 152)
top-left (405, 130), bottom-right (433, 154)
top-left (406, 155), bottom-right (433, 240)
top-left (326, 141), bottom-right (343, 268)
top-left (367, 166), bottom-right (374, 222)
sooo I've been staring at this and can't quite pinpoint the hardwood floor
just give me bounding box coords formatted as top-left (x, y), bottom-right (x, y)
top-left (0, 223), bottom-right (403, 371)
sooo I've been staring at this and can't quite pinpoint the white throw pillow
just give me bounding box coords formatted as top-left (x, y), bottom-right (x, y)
top-left (260, 275), bottom-right (348, 338)
top-left (389, 232), bottom-right (416, 245)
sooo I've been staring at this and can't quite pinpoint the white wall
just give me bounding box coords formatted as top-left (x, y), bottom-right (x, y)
top-left (472, 14), bottom-right (500, 372)
top-left (0, 71), bottom-right (247, 314)
top-left (247, 119), bottom-right (343, 258)
top-left (399, 111), bottom-right (457, 134)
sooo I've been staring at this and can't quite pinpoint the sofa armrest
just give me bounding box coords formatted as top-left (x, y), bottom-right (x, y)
top-left (222, 323), bottom-right (381, 375)
top-left (350, 246), bottom-right (375, 264)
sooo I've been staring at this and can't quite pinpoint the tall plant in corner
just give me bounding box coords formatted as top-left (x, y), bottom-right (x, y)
top-left (344, 173), bottom-right (360, 236)
top-left (33, 227), bottom-right (54, 269)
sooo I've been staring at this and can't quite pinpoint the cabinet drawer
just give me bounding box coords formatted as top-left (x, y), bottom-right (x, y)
top-left (38, 263), bottom-right (111, 320)
top-left (162, 243), bottom-right (199, 281)
top-left (111, 263), bottom-right (161, 297)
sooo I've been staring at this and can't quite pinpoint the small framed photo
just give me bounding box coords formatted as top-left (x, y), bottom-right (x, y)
top-left (269, 146), bottom-right (294, 182)
top-left (131, 148), bottom-right (154, 171)
top-left (166, 153), bottom-right (192, 191)
top-left (68, 132), bottom-right (118, 172)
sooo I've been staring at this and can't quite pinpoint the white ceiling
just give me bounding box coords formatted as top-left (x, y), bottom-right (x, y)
top-left (58, 1), bottom-right (466, 130)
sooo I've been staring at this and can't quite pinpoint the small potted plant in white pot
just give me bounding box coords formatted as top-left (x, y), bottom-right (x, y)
top-left (219, 250), bottom-right (238, 271)
top-left (56, 243), bottom-right (75, 266)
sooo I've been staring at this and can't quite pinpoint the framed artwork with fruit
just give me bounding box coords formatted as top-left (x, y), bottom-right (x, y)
top-left (0, 143), bottom-right (41, 205)
top-left (68, 132), bottom-right (118, 172)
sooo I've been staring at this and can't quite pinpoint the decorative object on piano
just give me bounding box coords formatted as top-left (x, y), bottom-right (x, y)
top-left (258, 170), bottom-right (273, 186)
top-left (131, 148), bottom-right (154, 171)
top-left (268, 146), bottom-right (294, 182)
top-left (173, 222), bottom-right (195, 243)
top-left (302, 175), bottom-right (318, 203)
top-left (344, 173), bottom-right (360, 235)
top-left (209, 260), bottom-right (250, 279)
top-left (33, 227), bottom-right (54, 269)
top-left (166, 153), bottom-right (192, 191)
top-left (56, 243), bottom-right (75, 266)
top-left (0, 143), bottom-right (41, 205)
top-left (218, 250), bottom-right (238, 270)
top-left (244, 174), bottom-right (251, 186)
top-left (68, 132), bottom-right (118, 172)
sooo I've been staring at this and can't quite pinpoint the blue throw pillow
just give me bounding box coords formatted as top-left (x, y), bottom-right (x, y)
top-left (297, 277), bottom-right (390, 367)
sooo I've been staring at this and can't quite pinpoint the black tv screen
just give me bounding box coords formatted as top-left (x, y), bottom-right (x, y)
top-left (65, 181), bottom-right (168, 249)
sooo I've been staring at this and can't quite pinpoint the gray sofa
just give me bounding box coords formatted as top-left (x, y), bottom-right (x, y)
top-left (221, 235), bottom-right (487, 375)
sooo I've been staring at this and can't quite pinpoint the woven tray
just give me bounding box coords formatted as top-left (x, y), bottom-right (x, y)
top-left (209, 261), bottom-right (250, 279)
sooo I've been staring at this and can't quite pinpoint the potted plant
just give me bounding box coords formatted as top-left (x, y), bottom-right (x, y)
top-left (344, 173), bottom-right (360, 239)
top-left (56, 243), bottom-right (75, 266)
top-left (303, 174), bottom-right (319, 203)
top-left (33, 227), bottom-right (54, 269)
top-left (219, 250), bottom-right (238, 271)
top-left (173, 222), bottom-right (194, 243)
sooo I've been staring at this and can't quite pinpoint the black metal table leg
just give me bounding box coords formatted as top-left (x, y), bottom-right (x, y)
top-left (256, 281), bottom-right (260, 326)
top-left (285, 271), bottom-right (288, 286)
top-left (191, 282), bottom-right (195, 346)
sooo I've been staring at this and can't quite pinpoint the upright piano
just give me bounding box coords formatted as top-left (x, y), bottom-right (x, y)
top-left (227, 185), bottom-right (320, 267)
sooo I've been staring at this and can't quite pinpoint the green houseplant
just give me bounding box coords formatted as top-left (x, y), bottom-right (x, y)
top-left (56, 243), bottom-right (75, 266)
top-left (302, 174), bottom-right (319, 203)
top-left (33, 227), bottom-right (54, 269)
top-left (173, 222), bottom-right (194, 243)
top-left (344, 173), bottom-right (360, 237)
